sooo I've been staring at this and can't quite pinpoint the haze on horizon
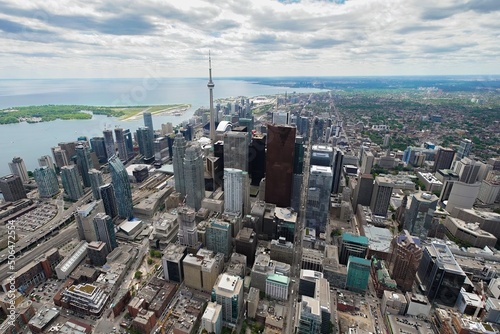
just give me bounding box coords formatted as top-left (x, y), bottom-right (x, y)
top-left (0, 0), bottom-right (499, 79)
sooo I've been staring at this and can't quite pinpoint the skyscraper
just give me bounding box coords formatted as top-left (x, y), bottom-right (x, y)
top-left (339, 232), bottom-right (369, 265)
top-left (370, 176), bottom-right (394, 217)
top-left (224, 168), bottom-right (243, 214)
top-left (403, 192), bottom-right (438, 238)
top-left (211, 273), bottom-right (244, 327)
top-left (61, 165), bottom-right (84, 201)
top-left (38, 155), bottom-right (55, 171)
top-left (102, 129), bottom-right (115, 160)
top-left (433, 147), bottom-right (455, 172)
top-left (457, 138), bottom-right (472, 160)
top-left (177, 206), bottom-right (198, 248)
top-left (305, 165), bottom-right (333, 234)
top-left (75, 200), bottom-right (104, 242)
top-left (108, 156), bottom-right (133, 219)
top-left (223, 131), bottom-right (249, 171)
top-left (33, 167), bottom-right (59, 198)
top-left (351, 174), bottom-right (374, 213)
top-left (143, 111), bottom-right (154, 132)
top-left (114, 128), bottom-right (128, 162)
top-left (75, 145), bottom-right (93, 188)
top-left (51, 146), bottom-right (70, 170)
top-left (88, 169), bottom-right (104, 200)
top-left (0, 174), bottom-right (26, 202)
top-left (249, 133), bottom-right (266, 186)
top-left (206, 220), bottom-right (232, 260)
top-left (208, 52), bottom-right (216, 142)
top-left (265, 124), bottom-right (296, 207)
top-left (93, 212), bottom-right (117, 252)
top-left (388, 230), bottom-right (422, 292)
top-left (184, 144), bottom-right (205, 211)
top-left (136, 127), bottom-right (155, 163)
top-left (331, 148), bottom-right (344, 194)
top-left (8, 157), bottom-right (29, 183)
top-left (90, 137), bottom-right (107, 164)
top-left (173, 133), bottom-right (187, 197)
top-left (99, 183), bottom-right (118, 219)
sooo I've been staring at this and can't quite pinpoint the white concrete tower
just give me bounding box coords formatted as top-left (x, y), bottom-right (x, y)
top-left (208, 51), bottom-right (216, 142)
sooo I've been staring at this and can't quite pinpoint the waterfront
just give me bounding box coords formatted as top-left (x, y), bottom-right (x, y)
top-left (0, 78), bottom-right (325, 176)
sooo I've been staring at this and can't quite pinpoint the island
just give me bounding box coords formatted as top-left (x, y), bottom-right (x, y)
top-left (0, 104), bottom-right (191, 124)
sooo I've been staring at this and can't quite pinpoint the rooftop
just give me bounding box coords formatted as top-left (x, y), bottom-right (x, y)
top-left (342, 232), bottom-right (369, 246)
top-left (267, 274), bottom-right (289, 285)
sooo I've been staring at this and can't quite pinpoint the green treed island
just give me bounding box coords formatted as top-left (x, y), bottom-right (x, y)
top-left (0, 104), bottom-right (190, 124)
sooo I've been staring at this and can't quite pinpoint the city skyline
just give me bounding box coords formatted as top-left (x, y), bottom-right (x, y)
top-left (0, 0), bottom-right (499, 79)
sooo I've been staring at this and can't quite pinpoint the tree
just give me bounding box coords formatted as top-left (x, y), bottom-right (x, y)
top-left (134, 271), bottom-right (143, 279)
top-left (147, 258), bottom-right (153, 265)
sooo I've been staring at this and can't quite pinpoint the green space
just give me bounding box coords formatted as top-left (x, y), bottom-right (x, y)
top-left (0, 103), bottom-right (190, 124)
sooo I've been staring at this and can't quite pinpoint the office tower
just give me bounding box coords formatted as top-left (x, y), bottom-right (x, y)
top-left (108, 156), bottom-right (133, 219)
top-left (291, 174), bottom-right (303, 213)
top-left (61, 165), bottom-right (84, 201)
top-left (184, 144), bottom-right (205, 211)
top-left (312, 117), bottom-right (325, 143)
top-left (88, 169), bottom-right (104, 200)
top-left (177, 206), bottom-right (198, 248)
top-left (339, 232), bottom-right (369, 265)
top-left (114, 128), bottom-right (128, 162)
top-left (154, 136), bottom-right (169, 161)
top-left (305, 165), bottom-right (333, 234)
top-left (136, 126), bottom-right (154, 163)
top-left (433, 148), bottom-right (455, 172)
top-left (388, 231), bottom-right (422, 292)
top-left (457, 138), bottom-right (472, 160)
top-left (346, 256), bottom-right (371, 293)
top-left (297, 296), bottom-right (322, 334)
top-left (87, 241), bottom-right (109, 266)
top-left (208, 53), bottom-right (216, 142)
top-left (75, 200), bottom-right (104, 242)
top-left (235, 228), bottom-right (257, 266)
top-left (351, 174), bottom-right (374, 213)
top-left (294, 137), bottom-right (305, 174)
top-left (265, 124), bottom-right (296, 207)
top-left (75, 145), bottom-right (93, 188)
top-left (206, 220), bottom-right (232, 260)
top-left (161, 122), bottom-right (173, 135)
top-left (8, 157), bottom-right (29, 183)
top-left (162, 243), bottom-right (187, 283)
top-left (173, 133), bottom-right (187, 197)
top-left (143, 111), bottom-right (154, 132)
top-left (416, 242), bottom-right (466, 306)
top-left (99, 183), bottom-right (118, 219)
top-left (242, 171), bottom-right (250, 215)
top-left (454, 157), bottom-right (481, 184)
top-left (93, 213), bottom-right (117, 252)
top-left (310, 145), bottom-right (333, 167)
top-left (89, 137), bottom-right (107, 163)
top-left (439, 180), bottom-right (480, 216)
top-left (370, 176), bottom-right (394, 217)
top-left (249, 133), bottom-right (266, 186)
top-left (403, 192), bottom-right (438, 238)
top-left (38, 155), bottom-right (54, 170)
top-left (0, 174), bottom-right (26, 202)
top-left (211, 273), bottom-right (244, 327)
top-left (223, 131), bottom-right (249, 171)
top-left (272, 111), bottom-right (289, 125)
top-left (361, 150), bottom-right (374, 175)
top-left (331, 148), bottom-right (344, 193)
top-left (478, 180), bottom-right (500, 204)
top-left (51, 146), bottom-right (70, 169)
top-left (33, 167), bottom-right (59, 198)
top-left (102, 129), bottom-right (115, 160)
top-left (224, 168), bottom-right (243, 214)
top-left (183, 248), bottom-right (224, 292)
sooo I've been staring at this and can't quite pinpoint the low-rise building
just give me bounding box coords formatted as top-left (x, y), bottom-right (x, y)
top-left (442, 216), bottom-right (497, 248)
top-left (132, 309), bottom-right (157, 334)
top-left (27, 306), bottom-right (59, 333)
top-left (61, 283), bottom-right (109, 315)
top-left (265, 274), bottom-right (289, 301)
top-left (55, 241), bottom-right (88, 280)
top-left (381, 291), bottom-right (407, 315)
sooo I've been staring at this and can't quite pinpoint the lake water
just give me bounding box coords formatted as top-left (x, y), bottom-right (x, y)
top-left (0, 78), bottom-right (325, 176)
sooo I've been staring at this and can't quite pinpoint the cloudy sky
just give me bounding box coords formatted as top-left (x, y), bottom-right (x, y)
top-left (1, 0), bottom-right (499, 78)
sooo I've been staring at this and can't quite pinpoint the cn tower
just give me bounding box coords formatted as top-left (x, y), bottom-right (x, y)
top-left (207, 52), bottom-right (216, 142)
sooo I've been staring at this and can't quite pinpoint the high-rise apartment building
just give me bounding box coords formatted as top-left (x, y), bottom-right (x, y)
top-left (454, 157), bottom-right (481, 184)
top-left (433, 147), bottom-right (455, 172)
top-left (61, 165), bottom-right (83, 201)
top-left (351, 174), bottom-right (374, 213)
top-left (388, 230), bottom-right (422, 292)
top-left (88, 169), bottom-right (104, 200)
top-left (177, 206), bottom-right (199, 248)
top-left (172, 133), bottom-right (187, 197)
top-left (114, 128), bottom-right (131, 162)
top-left (457, 138), bottom-right (472, 160)
top-left (89, 137), bottom-right (107, 163)
top-left (102, 130), bottom-right (115, 160)
top-left (93, 212), bottom-right (117, 253)
top-left (184, 144), bottom-right (205, 211)
top-left (143, 111), bottom-right (154, 132)
top-left (38, 155), bottom-right (55, 171)
top-left (403, 192), bottom-right (438, 238)
top-left (75, 200), bottom-right (104, 242)
top-left (136, 126), bottom-right (154, 163)
top-left (211, 273), bottom-right (244, 327)
top-left (75, 145), bottom-right (93, 188)
top-left (224, 168), bottom-right (243, 214)
top-left (0, 174), bottom-right (26, 202)
top-left (108, 156), bottom-right (133, 219)
top-left (416, 242), bottom-right (466, 306)
top-left (370, 176), bottom-right (394, 217)
top-left (265, 124), bottom-right (296, 207)
top-left (33, 167), bottom-right (59, 198)
top-left (360, 150), bottom-right (375, 175)
top-left (51, 146), bottom-right (70, 169)
top-left (305, 165), bottom-right (333, 235)
top-left (99, 183), bottom-right (118, 219)
top-left (339, 233), bottom-right (369, 265)
top-left (8, 157), bottom-right (29, 183)
top-left (223, 131), bottom-right (249, 171)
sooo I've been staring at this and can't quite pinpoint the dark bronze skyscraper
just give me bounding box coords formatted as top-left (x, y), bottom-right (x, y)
top-left (265, 124), bottom-right (296, 207)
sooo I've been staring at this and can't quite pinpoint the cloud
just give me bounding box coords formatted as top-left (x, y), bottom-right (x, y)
top-left (421, 43), bottom-right (478, 54)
